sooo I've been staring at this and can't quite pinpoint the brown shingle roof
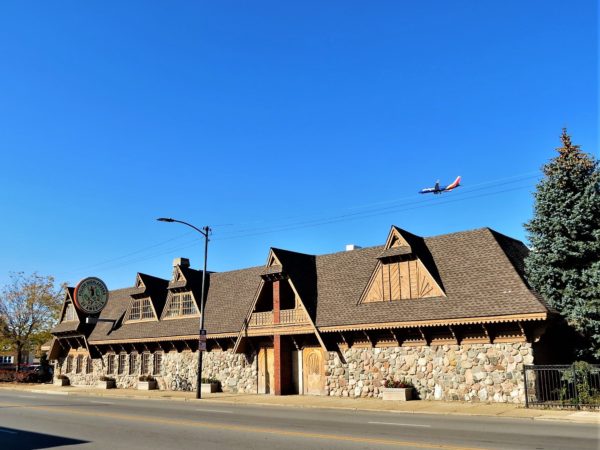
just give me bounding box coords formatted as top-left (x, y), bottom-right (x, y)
top-left (88, 267), bottom-right (264, 343)
top-left (82, 226), bottom-right (548, 343)
top-left (314, 227), bottom-right (547, 328)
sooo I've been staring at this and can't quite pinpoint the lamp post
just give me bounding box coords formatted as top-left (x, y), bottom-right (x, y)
top-left (157, 217), bottom-right (211, 399)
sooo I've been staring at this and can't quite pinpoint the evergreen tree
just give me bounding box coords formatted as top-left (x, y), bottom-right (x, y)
top-left (525, 129), bottom-right (600, 360)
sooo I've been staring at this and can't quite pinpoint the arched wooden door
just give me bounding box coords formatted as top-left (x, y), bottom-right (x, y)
top-left (302, 347), bottom-right (324, 395)
top-left (258, 347), bottom-right (274, 394)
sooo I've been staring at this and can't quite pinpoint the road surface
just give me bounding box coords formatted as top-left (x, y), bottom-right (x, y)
top-left (0, 390), bottom-right (597, 449)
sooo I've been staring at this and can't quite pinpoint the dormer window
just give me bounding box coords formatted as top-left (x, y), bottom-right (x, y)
top-left (164, 292), bottom-right (198, 318)
top-left (126, 298), bottom-right (156, 322)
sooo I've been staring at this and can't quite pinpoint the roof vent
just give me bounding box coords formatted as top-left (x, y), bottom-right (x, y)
top-left (173, 257), bottom-right (190, 268)
top-left (345, 244), bottom-right (362, 252)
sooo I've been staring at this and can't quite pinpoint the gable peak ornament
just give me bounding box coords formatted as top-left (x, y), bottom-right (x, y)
top-left (74, 277), bottom-right (109, 315)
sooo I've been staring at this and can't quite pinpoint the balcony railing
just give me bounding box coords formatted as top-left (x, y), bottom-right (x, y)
top-left (248, 308), bottom-right (309, 328)
top-left (249, 311), bottom-right (273, 327)
top-left (280, 308), bottom-right (309, 324)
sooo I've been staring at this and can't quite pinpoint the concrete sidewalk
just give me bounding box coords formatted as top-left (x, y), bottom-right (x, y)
top-left (1, 382), bottom-right (598, 424)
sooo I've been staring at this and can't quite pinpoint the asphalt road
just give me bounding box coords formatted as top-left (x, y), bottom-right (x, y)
top-left (0, 390), bottom-right (597, 450)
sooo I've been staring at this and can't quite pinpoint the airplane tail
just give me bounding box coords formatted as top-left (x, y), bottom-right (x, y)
top-left (445, 176), bottom-right (461, 191)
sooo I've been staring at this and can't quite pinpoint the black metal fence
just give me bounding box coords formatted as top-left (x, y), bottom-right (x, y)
top-left (524, 363), bottom-right (600, 409)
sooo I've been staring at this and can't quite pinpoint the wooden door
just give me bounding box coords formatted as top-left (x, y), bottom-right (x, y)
top-left (302, 347), bottom-right (324, 395)
top-left (258, 347), bottom-right (274, 394)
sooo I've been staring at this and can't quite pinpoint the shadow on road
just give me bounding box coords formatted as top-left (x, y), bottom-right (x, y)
top-left (0, 427), bottom-right (88, 449)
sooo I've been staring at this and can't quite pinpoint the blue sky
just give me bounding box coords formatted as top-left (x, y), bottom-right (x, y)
top-left (0, 1), bottom-right (597, 290)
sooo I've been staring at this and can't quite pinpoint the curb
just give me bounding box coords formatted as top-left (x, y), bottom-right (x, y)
top-left (1, 385), bottom-right (598, 424)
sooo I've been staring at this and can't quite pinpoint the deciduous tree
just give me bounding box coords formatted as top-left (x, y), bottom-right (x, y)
top-left (0, 273), bottom-right (64, 370)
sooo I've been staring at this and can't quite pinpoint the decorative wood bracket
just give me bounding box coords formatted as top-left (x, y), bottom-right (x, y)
top-left (418, 327), bottom-right (430, 345)
top-left (390, 329), bottom-right (403, 346)
top-left (362, 330), bottom-right (374, 347)
top-left (448, 325), bottom-right (461, 344)
top-left (518, 321), bottom-right (529, 342)
top-left (482, 324), bottom-right (495, 343)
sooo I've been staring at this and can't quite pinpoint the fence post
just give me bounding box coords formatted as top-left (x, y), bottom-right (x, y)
top-left (523, 365), bottom-right (529, 408)
top-left (571, 364), bottom-right (580, 410)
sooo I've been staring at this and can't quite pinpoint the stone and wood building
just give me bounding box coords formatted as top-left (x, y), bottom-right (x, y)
top-left (49, 226), bottom-right (558, 402)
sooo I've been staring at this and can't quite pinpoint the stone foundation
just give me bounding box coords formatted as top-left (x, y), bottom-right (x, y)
top-left (56, 349), bottom-right (257, 393)
top-left (325, 343), bottom-right (533, 403)
top-left (55, 343), bottom-right (532, 403)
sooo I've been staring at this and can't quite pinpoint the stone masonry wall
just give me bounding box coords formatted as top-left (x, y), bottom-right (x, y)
top-left (325, 343), bottom-right (533, 403)
top-left (56, 349), bottom-right (257, 393)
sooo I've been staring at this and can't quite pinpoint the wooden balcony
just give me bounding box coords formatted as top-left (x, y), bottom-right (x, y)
top-left (248, 308), bottom-right (310, 328)
top-left (249, 311), bottom-right (273, 327)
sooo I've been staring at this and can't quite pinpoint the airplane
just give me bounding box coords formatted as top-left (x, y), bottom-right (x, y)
top-left (419, 176), bottom-right (461, 195)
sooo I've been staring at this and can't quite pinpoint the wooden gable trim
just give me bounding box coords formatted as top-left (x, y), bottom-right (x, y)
top-left (58, 288), bottom-right (80, 324)
top-left (135, 273), bottom-right (146, 289)
top-left (385, 226), bottom-right (411, 250)
top-left (172, 265), bottom-right (187, 283)
top-left (318, 312), bottom-right (547, 333)
top-left (286, 277), bottom-right (328, 353)
top-left (233, 279), bottom-right (266, 353)
top-left (89, 332), bottom-right (237, 345)
top-left (266, 249), bottom-right (282, 268)
top-left (358, 227), bottom-right (445, 304)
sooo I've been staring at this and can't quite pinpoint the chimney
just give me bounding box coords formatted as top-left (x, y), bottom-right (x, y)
top-left (345, 244), bottom-right (362, 252)
top-left (173, 257), bottom-right (190, 268)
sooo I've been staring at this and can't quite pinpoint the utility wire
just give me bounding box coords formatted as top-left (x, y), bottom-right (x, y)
top-left (62, 178), bottom-right (537, 280)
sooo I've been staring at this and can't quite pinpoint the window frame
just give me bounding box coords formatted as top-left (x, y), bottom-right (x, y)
top-left (153, 351), bottom-right (162, 376)
top-left (107, 354), bottom-right (115, 375)
top-left (129, 352), bottom-right (138, 375)
top-left (117, 353), bottom-right (127, 375)
top-left (164, 292), bottom-right (199, 319)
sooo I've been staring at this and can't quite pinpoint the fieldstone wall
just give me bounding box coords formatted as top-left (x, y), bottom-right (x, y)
top-left (56, 349), bottom-right (257, 393)
top-left (325, 343), bottom-right (533, 403)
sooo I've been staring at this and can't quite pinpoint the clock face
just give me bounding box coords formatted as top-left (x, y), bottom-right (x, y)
top-left (74, 277), bottom-right (109, 315)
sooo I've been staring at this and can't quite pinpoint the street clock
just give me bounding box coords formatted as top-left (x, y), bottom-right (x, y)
top-left (74, 277), bottom-right (109, 315)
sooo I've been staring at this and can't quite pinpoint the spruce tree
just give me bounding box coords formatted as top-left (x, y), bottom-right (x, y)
top-left (525, 129), bottom-right (600, 360)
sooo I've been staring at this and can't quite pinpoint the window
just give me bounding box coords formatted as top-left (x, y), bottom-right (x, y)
top-left (64, 303), bottom-right (76, 321)
top-left (129, 352), bottom-right (138, 375)
top-left (127, 298), bottom-right (155, 321)
top-left (141, 352), bottom-right (150, 374)
top-left (118, 353), bottom-right (127, 375)
top-left (107, 354), bottom-right (115, 374)
top-left (165, 292), bottom-right (198, 318)
top-left (86, 357), bottom-right (93, 374)
top-left (66, 355), bottom-right (73, 373)
top-left (0, 356), bottom-right (13, 364)
top-left (153, 352), bottom-right (162, 375)
top-left (76, 355), bottom-right (83, 373)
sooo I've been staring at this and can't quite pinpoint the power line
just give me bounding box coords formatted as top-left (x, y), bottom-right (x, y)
top-left (61, 178), bottom-right (537, 280)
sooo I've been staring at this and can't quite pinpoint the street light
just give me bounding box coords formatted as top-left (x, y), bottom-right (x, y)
top-left (157, 217), bottom-right (211, 399)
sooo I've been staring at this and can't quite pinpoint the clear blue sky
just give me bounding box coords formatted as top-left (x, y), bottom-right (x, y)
top-left (0, 1), bottom-right (597, 290)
